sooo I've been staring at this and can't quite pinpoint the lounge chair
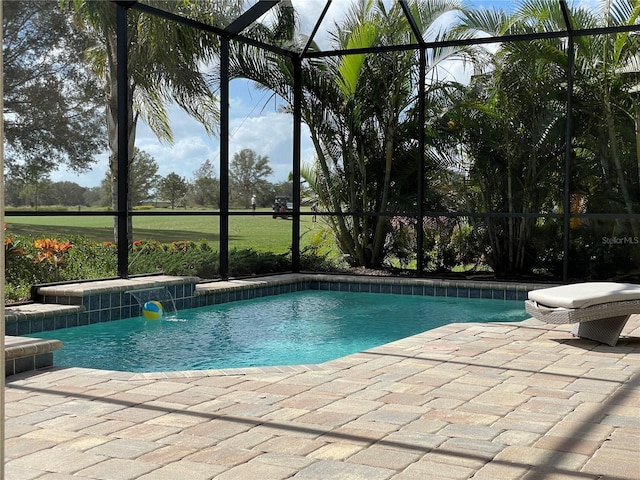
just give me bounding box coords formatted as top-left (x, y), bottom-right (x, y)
top-left (525, 282), bottom-right (640, 346)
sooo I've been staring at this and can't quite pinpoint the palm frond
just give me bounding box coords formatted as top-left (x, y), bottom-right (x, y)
top-left (335, 21), bottom-right (378, 99)
top-left (460, 7), bottom-right (511, 37)
top-left (134, 87), bottom-right (172, 143)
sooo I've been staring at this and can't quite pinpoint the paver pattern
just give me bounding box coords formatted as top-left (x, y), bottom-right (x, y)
top-left (5, 315), bottom-right (640, 479)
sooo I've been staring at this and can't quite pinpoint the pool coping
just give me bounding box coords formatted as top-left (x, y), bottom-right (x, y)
top-left (4, 273), bottom-right (555, 377)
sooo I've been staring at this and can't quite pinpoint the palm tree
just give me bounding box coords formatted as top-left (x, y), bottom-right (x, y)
top-left (570, 0), bottom-right (640, 238)
top-left (459, 0), bottom-right (640, 276)
top-left (63, 0), bottom-right (239, 243)
top-left (232, 0), bottom-right (467, 268)
top-left (458, 0), bottom-right (570, 275)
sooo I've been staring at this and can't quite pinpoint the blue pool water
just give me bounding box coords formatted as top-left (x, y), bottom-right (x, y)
top-left (28, 290), bottom-right (527, 373)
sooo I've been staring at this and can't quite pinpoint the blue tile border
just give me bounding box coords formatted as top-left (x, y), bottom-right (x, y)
top-left (5, 274), bottom-right (544, 338)
top-left (4, 273), bottom-right (550, 377)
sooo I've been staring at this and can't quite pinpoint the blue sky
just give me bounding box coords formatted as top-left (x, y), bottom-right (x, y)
top-left (51, 0), bottom-right (598, 188)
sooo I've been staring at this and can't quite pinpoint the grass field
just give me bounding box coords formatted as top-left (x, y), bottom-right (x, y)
top-left (5, 208), bottom-right (328, 254)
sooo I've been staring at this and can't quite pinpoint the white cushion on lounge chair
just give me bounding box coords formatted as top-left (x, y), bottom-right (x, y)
top-left (526, 282), bottom-right (640, 346)
top-left (527, 282), bottom-right (640, 309)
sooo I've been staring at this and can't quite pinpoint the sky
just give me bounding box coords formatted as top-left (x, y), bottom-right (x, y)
top-left (50, 0), bottom-right (599, 188)
top-left (53, 78), bottom-right (311, 188)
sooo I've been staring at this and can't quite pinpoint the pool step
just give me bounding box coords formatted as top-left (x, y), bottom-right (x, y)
top-left (5, 335), bottom-right (63, 377)
top-left (4, 303), bottom-right (80, 377)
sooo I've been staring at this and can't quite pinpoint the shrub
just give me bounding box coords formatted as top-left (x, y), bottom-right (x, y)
top-left (387, 216), bottom-right (417, 268)
top-left (33, 238), bottom-right (74, 281)
top-left (228, 248), bottom-right (290, 276)
top-left (3, 231), bottom-right (340, 303)
top-left (4, 234), bottom-right (119, 302)
top-left (128, 245), bottom-right (219, 278)
top-left (300, 245), bottom-right (340, 272)
top-left (128, 245), bottom-right (296, 278)
top-left (5, 233), bottom-right (38, 302)
top-left (5, 233), bottom-right (31, 279)
top-left (62, 237), bottom-right (118, 280)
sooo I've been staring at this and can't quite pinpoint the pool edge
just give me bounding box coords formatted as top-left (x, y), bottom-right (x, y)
top-left (5, 273), bottom-right (555, 377)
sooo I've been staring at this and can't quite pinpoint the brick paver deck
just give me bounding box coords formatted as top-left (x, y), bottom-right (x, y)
top-left (5, 315), bottom-right (640, 479)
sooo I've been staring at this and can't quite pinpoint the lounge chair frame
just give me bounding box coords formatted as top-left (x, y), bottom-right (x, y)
top-left (525, 299), bottom-right (640, 346)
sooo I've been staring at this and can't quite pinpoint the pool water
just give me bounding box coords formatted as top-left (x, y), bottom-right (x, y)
top-left (29, 290), bottom-right (527, 373)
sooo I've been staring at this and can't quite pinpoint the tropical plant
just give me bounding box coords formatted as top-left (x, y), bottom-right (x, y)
top-left (232, 0), bottom-right (468, 268)
top-left (458, 0), bottom-right (640, 276)
top-left (4, 223), bottom-right (29, 286)
top-left (454, 60), bottom-right (566, 273)
top-left (569, 0), bottom-right (640, 238)
top-left (34, 238), bottom-right (74, 268)
top-left (63, 0), bottom-right (240, 243)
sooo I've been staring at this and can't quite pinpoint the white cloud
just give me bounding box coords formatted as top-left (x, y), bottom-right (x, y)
top-left (290, 0), bottom-right (346, 50)
top-left (231, 111), bottom-right (315, 180)
top-left (231, 113), bottom-right (291, 158)
top-left (139, 136), bottom-right (217, 179)
top-left (290, 0), bottom-right (399, 50)
top-left (51, 79), bottom-right (312, 187)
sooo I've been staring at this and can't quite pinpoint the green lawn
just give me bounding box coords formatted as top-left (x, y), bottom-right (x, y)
top-left (5, 208), bottom-right (326, 254)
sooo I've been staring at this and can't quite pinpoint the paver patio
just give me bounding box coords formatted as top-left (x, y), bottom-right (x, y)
top-left (5, 314), bottom-right (640, 479)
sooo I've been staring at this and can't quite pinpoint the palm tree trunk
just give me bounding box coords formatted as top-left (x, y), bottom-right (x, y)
top-left (357, 142), bottom-right (369, 265)
top-left (517, 148), bottom-right (538, 271)
top-left (372, 129), bottom-right (394, 266)
top-left (604, 97), bottom-right (640, 238)
top-left (308, 129), bottom-right (358, 261)
top-left (346, 130), bottom-right (366, 264)
top-left (507, 157), bottom-right (514, 271)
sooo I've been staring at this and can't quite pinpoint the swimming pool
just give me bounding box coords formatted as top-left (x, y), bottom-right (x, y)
top-left (28, 290), bottom-right (528, 373)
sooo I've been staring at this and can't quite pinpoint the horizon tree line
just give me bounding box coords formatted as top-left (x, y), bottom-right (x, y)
top-left (4, 147), bottom-right (289, 211)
